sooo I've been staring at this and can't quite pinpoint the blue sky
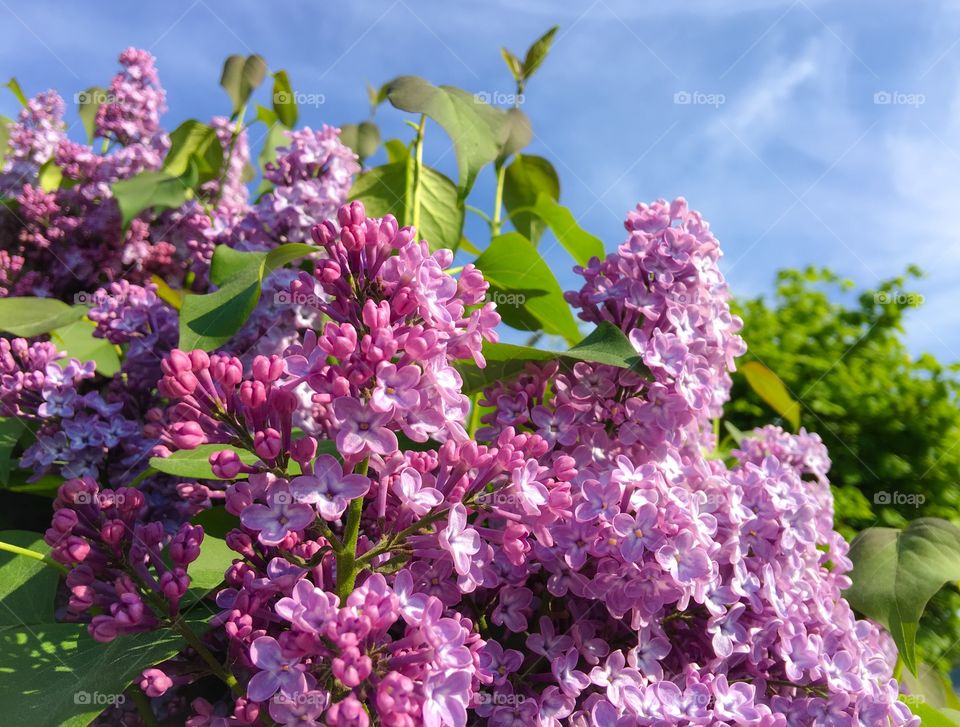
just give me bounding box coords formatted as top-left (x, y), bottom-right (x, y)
top-left (2, 0), bottom-right (959, 359)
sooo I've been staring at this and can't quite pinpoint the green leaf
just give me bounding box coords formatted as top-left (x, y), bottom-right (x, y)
top-left (510, 193), bottom-right (603, 266)
top-left (184, 534), bottom-right (234, 607)
top-left (150, 275), bottom-right (184, 311)
top-left (0, 418), bottom-right (27, 485)
top-left (191, 506), bottom-right (237, 539)
top-left (367, 82), bottom-right (389, 111)
top-left (384, 139), bottom-right (408, 164)
top-left (110, 161), bottom-right (198, 229)
top-left (163, 120), bottom-right (224, 184)
top-left (473, 232), bottom-right (580, 344)
top-left (497, 108), bottom-right (532, 162)
top-left (503, 154), bottom-right (560, 244)
top-left (76, 87), bottom-right (106, 143)
top-left (50, 319), bottom-right (121, 377)
top-left (208, 245), bottom-right (260, 287)
top-left (523, 26), bottom-right (559, 81)
top-left (272, 70), bottom-right (298, 128)
top-left (339, 121), bottom-right (380, 162)
top-left (257, 122), bottom-right (287, 177)
top-left (220, 54), bottom-right (267, 115)
top-left (4, 77), bottom-right (28, 107)
top-left (0, 619), bottom-right (204, 727)
top-left (149, 443), bottom-right (259, 480)
top-left (500, 48), bottom-right (524, 83)
top-left (0, 298), bottom-right (86, 337)
top-left (740, 361), bottom-right (801, 430)
top-left (0, 114), bottom-right (12, 163)
top-left (3, 474), bottom-right (62, 496)
top-left (900, 662), bottom-right (960, 709)
top-left (456, 322), bottom-right (640, 394)
top-left (723, 421), bottom-right (745, 446)
top-left (0, 530), bottom-right (57, 625)
top-left (908, 702), bottom-right (960, 726)
top-left (384, 76), bottom-right (506, 197)
top-left (178, 243), bottom-right (316, 350)
top-left (845, 518), bottom-right (960, 675)
top-left (349, 161), bottom-right (463, 252)
top-left (37, 160), bottom-right (62, 192)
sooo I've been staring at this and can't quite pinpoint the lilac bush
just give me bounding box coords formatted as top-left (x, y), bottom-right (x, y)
top-left (0, 32), bottom-right (942, 727)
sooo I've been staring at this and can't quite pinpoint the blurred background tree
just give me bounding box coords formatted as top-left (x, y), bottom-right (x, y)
top-left (727, 266), bottom-right (960, 673)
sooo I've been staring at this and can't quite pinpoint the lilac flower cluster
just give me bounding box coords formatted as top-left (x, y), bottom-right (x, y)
top-left (0, 49), bottom-right (171, 298)
top-left (230, 126), bottom-right (360, 251)
top-left (110, 201), bottom-right (915, 726)
top-left (44, 476), bottom-right (203, 641)
top-left (0, 336), bottom-right (144, 482)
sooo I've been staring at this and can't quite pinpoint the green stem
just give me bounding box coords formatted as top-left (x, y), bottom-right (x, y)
top-left (467, 392), bottom-right (483, 439)
top-left (169, 616), bottom-right (240, 695)
top-left (410, 114), bottom-right (427, 232)
top-left (491, 161), bottom-right (507, 236)
top-left (0, 540), bottom-right (68, 575)
top-left (335, 459), bottom-right (369, 599)
top-left (129, 687), bottom-right (161, 727)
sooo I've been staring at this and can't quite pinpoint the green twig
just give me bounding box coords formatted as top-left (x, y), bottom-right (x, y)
top-left (410, 114), bottom-right (427, 232)
top-left (0, 540), bottom-right (68, 575)
top-left (129, 687), bottom-right (161, 727)
top-left (491, 161), bottom-right (507, 236)
top-left (335, 459), bottom-right (369, 599)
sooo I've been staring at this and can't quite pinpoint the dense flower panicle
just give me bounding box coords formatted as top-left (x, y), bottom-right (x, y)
top-left (95, 47), bottom-right (166, 145)
top-left (44, 476), bottom-right (201, 642)
top-left (0, 331), bottom-right (150, 482)
top-left (8, 67), bottom-right (919, 727)
top-left (278, 201), bottom-right (500, 446)
top-left (231, 126), bottom-right (360, 250)
top-left (0, 90), bottom-right (66, 196)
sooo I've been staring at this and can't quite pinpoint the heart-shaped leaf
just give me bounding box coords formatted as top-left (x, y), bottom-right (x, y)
top-left (384, 76), bottom-right (506, 197)
top-left (845, 518), bottom-right (960, 675)
top-left (456, 322), bottom-right (641, 394)
top-left (473, 232), bottom-right (580, 344)
top-left (0, 298), bottom-right (86, 337)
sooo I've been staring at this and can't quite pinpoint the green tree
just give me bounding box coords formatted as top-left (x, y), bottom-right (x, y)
top-left (727, 266), bottom-right (960, 671)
